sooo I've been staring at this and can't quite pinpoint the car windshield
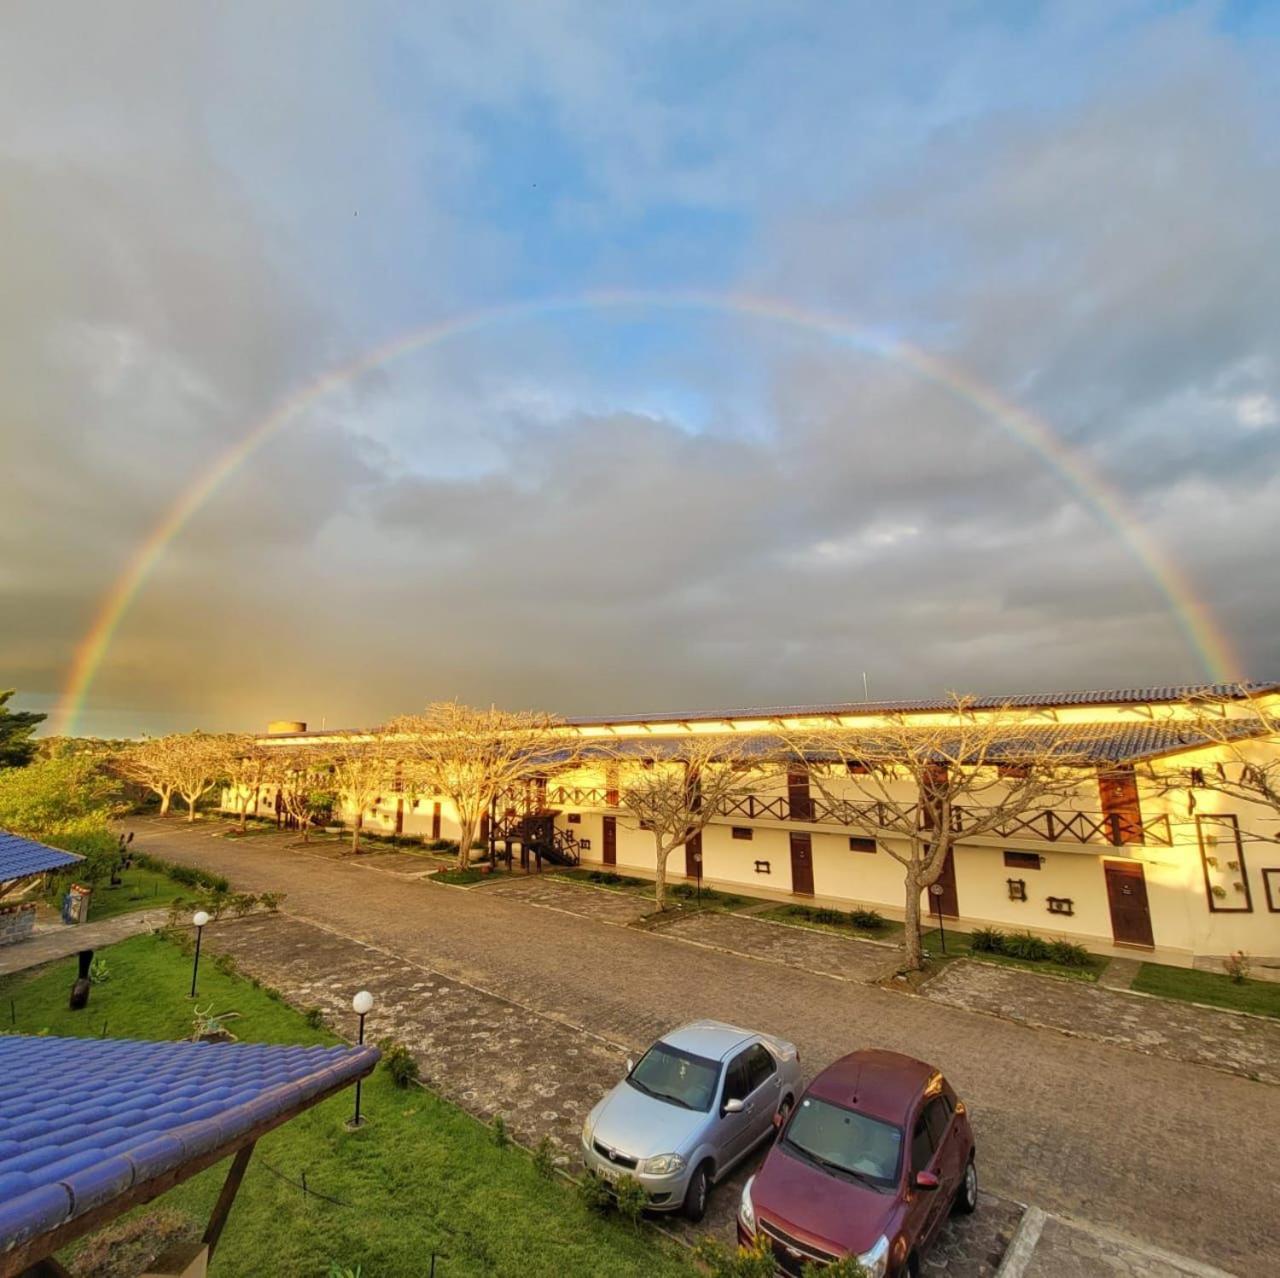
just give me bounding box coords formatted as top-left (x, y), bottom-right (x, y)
top-left (783, 1096), bottom-right (903, 1187)
top-left (627, 1042), bottom-right (721, 1112)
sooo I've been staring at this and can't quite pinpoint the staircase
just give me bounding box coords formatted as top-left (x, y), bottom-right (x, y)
top-left (492, 810), bottom-right (580, 868)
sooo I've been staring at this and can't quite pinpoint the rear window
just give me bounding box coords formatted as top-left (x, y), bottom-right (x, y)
top-left (783, 1096), bottom-right (903, 1187)
top-left (627, 1042), bottom-right (721, 1112)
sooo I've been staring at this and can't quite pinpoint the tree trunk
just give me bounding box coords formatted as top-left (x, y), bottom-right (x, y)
top-left (238, 796), bottom-right (248, 834)
top-left (159, 790), bottom-right (171, 817)
top-left (186, 797), bottom-right (197, 823)
top-left (351, 812), bottom-right (362, 853)
top-left (654, 839), bottom-right (670, 909)
top-left (902, 870), bottom-right (924, 971)
top-left (457, 812), bottom-right (477, 870)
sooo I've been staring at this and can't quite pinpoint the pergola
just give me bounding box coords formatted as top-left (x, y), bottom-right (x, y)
top-left (0, 1035), bottom-right (379, 1278)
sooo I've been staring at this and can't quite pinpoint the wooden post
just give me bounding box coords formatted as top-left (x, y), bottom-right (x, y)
top-left (201, 1142), bottom-right (256, 1259)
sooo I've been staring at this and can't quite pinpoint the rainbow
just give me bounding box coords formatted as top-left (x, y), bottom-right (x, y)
top-left (54, 290), bottom-right (1242, 734)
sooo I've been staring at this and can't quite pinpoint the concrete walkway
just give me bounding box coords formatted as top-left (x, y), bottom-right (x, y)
top-left (0, 908), bottom-right (169, 977)
top-left (1098, 956), bottom-right (1143, 991)
top-left (922, 959), bottom-right (1280, 1084)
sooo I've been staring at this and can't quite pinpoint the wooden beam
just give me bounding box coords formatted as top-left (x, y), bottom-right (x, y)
top-left (19, 1258), bottom-right (74, 1278)
top-left (201, 1142), bottom-right (255, 1259)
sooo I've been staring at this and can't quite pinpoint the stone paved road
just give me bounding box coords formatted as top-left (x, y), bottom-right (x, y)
top-left (1012, 1211), bottom-right (1237, 1278)
top-left (650, 911), bottom-right (901, 984)
top-left (924, 959), bottom-right (1280, 1084)
top-left (125, 819), bottom-right (1280, 1274)
top-left (479, 875), bottom-right (656, 924)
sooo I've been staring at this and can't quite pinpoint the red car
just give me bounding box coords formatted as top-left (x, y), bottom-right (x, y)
top-left (737, 1049), bottom-right (977, 1277)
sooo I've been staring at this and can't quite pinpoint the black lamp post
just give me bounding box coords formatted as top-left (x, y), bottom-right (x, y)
top-left (190, 910), bottom-right (210, 997)
top-left (348, 990), bottom-right (374, 1128)
top-left (928, 884), bottom-right (946, 954)
top-left (694, 851), bottom-right (703, 904)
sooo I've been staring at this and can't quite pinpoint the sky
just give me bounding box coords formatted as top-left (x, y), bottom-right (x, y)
top-left (2, 1), bottom-right (1278, 737)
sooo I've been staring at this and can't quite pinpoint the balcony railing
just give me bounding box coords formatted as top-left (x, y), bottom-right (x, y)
top-left (543, 784), bottom-right (1172, 847)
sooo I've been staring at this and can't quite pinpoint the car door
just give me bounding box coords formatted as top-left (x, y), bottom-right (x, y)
top-left (743, 1041), bottom-right (782, 1144)
top-left (716, 1049), bottom-right (758, 1168)
top-left (923, 1093), bottom-right (961, 1202)
top-left (905, 1104), bottom-right (943, 1248)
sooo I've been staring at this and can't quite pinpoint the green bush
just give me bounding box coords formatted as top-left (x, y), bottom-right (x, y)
top-left (693, 1237), bottom-right (777, 1278)
top-left (803, 1255), bottom-right (871, 1277)
top-left (1048, 939), bottom-right (1093, 968)
top-left (379, 1039), bottom-right (421, 1089)
top-left (849, 908), bottom-right (885, 930)
top-left (1002, 930), bottom-right (1053, 962)
top-left (576, 1169), bottom-right (613, 1215)
top-left (259, 891), bottom-right (285, 913)
top-left (491, 1115), bottom-right (509, 1148)
top-left (304, 1007), bottom-right (325, 1029)
top-left (88, 956), bottom-right (111, 984)
top-left (229, 892), bottom-right (258, 918)
top-left (532, 1135), bottom-right (556, 1178)
top-left (613, 1174), bottom-right (646, 1230)
top-left (213, 952), bottom-right (239, 977)
top-left (969, 926), bottom-right (1005, 954)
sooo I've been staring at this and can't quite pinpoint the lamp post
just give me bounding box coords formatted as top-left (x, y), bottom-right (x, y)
top-left (349, 990), bottom-right (374, 1128)
top-left (694, 850), bottom-right (703, 904)
top-left (190, 910), bottom-right (210, 997)
top-left (928, 884), bottom-right (946, 955)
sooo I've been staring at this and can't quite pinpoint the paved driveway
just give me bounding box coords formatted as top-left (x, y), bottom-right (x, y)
top-left (124, 819), bottom-right (1280, 1274)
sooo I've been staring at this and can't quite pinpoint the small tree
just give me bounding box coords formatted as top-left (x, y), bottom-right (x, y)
top-left (169, 732), bottom-right (229, 823)
top-left (114, 735), bottom-right (185, 816)
top-left (273, 749), bottom-right (331, 841)
top-left (326, 731), bottom-right (396, 853)
top-left (387, 702), bottom-right (567, 870)
top-left (0, 689), bottom-right (45, 768)
top-left (617, 735), bottom-right (770, 910)
top-left (791, 696), bottom-right (1084, 970)
top-left (217, 735), bottom-right (268, 833)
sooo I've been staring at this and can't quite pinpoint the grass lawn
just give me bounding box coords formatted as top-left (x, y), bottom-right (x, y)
top-left (1132, 963), bottom-right (1280, 1018)
top-left (46, 865), bottom-right (193, 924)
top-left (0, 933), bottom-right (694, 1278)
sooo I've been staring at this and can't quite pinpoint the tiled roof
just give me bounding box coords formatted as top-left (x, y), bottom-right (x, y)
top-left (0, 831), bottom-right (82, 885)
top-left (562, 681), bottom-right (1279, 727)
top-left (0, 1036), bottom-right (378, 1262)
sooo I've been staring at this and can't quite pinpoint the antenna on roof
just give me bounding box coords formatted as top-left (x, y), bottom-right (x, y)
top-left (862, 672), bottom-right (870, 702)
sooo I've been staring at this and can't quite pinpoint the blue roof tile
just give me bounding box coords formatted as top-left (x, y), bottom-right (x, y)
top-left (0, 1035), bottom-right (378, 1263)
top-left (0, 831), bottom-right (82, 884)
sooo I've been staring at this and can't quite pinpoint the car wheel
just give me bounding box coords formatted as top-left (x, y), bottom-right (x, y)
top-left (953, 1154), bottom-right (978, 1215)
top-left (682, 1162), bottom-right (711, 1222)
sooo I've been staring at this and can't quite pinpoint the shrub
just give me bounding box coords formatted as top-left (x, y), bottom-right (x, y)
top-left (576, 1169), bottom-right (613, 1215)
top-left (304, 1007), bottom-right (325, 1029)
top-left (969, 926), bottom-right (1005, 954)
top-left (213, 951), bottom-right (239, 977)
top-left (1223, 950), bottom-right (1251, 984)
top-left (88, 957), bottom-right (111, 984)
top-left (693, 1237), bottom-right (777, 1278)
top-left (1048, 939), bottom-right (1093, 968)
top-left (849, 908), bottom-right (885, 930)
top-left (1002, 931), bottom-right (1053, 962)
top-left (229, 892), bottom-right (258, 918)
top-left (327, 1266), bottom-right (362, 1278)
top-left (587, 870), bottom-right (623, 885)
top-left (379, 1039), bottom-right (420, 1089)
top-left (259, 891), bottom-right (285, 913)
top-left (803, 1255), bottom-right (871, 1277)
top-left (491, 1114), bottom-right (509, 1147)
top-left (613, 1174), bottom-right (646, 1230)
top-left (532, 1135), bottom-right (556, 1178)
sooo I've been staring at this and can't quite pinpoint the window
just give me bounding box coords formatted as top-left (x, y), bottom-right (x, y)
top-left (849, 837), bottom-right (876, 854)
top-left (723, 1051), bottom-right (752, 1106)
top-left (846, 761), bottom-right (870, 776)
top-left (567, 813), bottom-right (581, 824)
top-left (910, 1114), bottom-right (935, 1175)
top-left (1004, 851), bottom-right (1041, 870)
top-left (627, 1043), bottom-right (720, 1113)
top-left (753, 860), bottom-right (771, 875)
top-left (923, 1096), bottom-right (952, 1148)
top-left (746, 1043), bottom-right (777, 1093)
top-left (639, 819), bottom-right (653, 831)
top-left (782, 1098), bottom-right (902, 1187)
top-left (998, 763), bottom-right (1030, 779)
top-left (732, 827), bottom-right (753, 840)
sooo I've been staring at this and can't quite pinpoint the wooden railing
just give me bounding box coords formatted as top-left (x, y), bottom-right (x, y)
top-left (543, 784), bottom-right (1171, 847)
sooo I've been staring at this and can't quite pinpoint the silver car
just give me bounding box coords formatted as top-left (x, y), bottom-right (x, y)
top-left (581, 1020), bottom-right (803, 1220)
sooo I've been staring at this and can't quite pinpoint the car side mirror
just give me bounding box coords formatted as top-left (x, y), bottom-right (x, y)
top-left (625, 1057), bottom-right (634, 1073)
top-left (723, 1097), bottom-right (745, 1115)
top-left (914, 1170), bottom-right (940, 1191)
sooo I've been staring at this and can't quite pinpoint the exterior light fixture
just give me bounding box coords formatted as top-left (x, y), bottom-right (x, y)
top-left (190, 910), bottom-right (211, 998)
top-left (349, 990), bottom-right (375, 1128)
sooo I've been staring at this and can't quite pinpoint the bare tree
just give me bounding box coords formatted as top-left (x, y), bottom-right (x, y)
top-left (114, 735), bottom-right (183, 816)
top-left (217, 735), bottom-right (269, 834)
top-left (271, 748), bottom-right (329, 842)
top-left (791, 697), bottom-right (1085, 970)
top-left (387, 702), bottom-right (567, 869)
top-left (326, 731), bottom-right (397, 853)
top-left (616, 735), bottom-right (771, 910)
top-left (169, 732), bottom-right (230, 823)
top-left (1163, 686), bottom-right (1280, 835)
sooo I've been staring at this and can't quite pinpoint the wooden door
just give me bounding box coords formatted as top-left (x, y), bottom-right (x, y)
top-left (1104, 860), bottom-right (1154, 946)
top-left (431, 802), bottom-right (442, 840)
top-left (685, 831), bottom-right (702, 879)
top-left (602, 815), bottom-right (617, 865)
top-left (927, 850), bottom-right (959, 919)
top-left (1098, 765), bottom-right (1144, 845)
top-left (395, 798), bottom-right (404, 835)
top-left (787, 769), bottom-right (813, 821)
top-left (789, 832), bottom-right (815, 895)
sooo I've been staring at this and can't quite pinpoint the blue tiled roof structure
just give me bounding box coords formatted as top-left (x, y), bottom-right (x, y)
top-left (0, 1035), bottom-right (379, 1266)
top-left (0, 831), bottom-right (82, 885)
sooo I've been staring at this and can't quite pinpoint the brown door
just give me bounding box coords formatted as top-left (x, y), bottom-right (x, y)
top-left (1098, 765), bottom-right (1143, 845)
top-left (395, 798), bottom-right (404, 835)
top-left (431, 802), bottom-right (442, 840)
top-left (602, 815), bottom-right (617, 866)
top-left (787, 769), bottom-right (813, 821)
top-left (789, 832), bottom-right (815, 895)
top-left (927, 850), bottom-right (959, 919)
top-left (685, 831), bottom-right (702, 879)
top-left (1104, 860), bottom-right (1154, 947)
